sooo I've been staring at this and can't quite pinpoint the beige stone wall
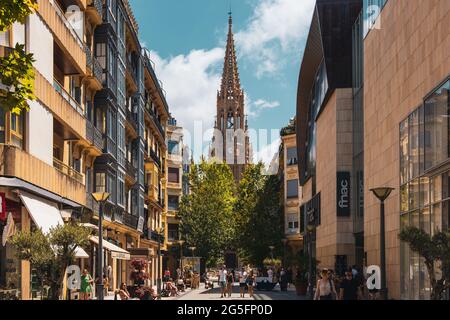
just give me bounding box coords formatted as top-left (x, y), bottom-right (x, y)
top-left (315, 89), bottom-right (355, 269)
top-left (363, 0), bottom-right (450, 299)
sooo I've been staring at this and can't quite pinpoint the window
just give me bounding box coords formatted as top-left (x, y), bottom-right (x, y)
top-left (286, 147), bottom-right (298, 166)
top-left (227, 111), bottom-right (234, 129)
top-left (95, 172), bottom-right (106, 193)
top-left (287, 213), bottom-right (299, 232)
top-left (168, 195), bottom-right (179, 211)
top-left (168, 140), bottom-right (179, 155)
top-left (117, 172), bottom-right (125, 207)
top-left (0, 30), bottom-right (10, 46)
top-left (287, 180), bottom-right (299, 199)
top-left (95, 42), bottom-right (106, 84)
top-left (168, 167), bottom-right (179, 184)
top-left (10, 112), bottom-right (24, 149)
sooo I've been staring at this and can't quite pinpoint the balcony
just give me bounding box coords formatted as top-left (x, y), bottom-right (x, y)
top-left (125, 160), bottom-right (137, 185)
top-left (123, 212), bottom-right (139, 230)
top-left (148, 149), bottom-right (161, 168)
top-left (125, 110), bottom-right (138, 139)
top-left (0, 145), bottom-right (86, 205)
top-left (34, 71), bottom-right (86, 140)
top-left (36, 0), bottom-right (86, 74)
top-left (150, 230), bottom-right (164, 243)
top-left (144, 103), bottom-right (165, 141)
top-left (53, 158), bottom-right (83, 184)
top-left (126, 57), bottom-right (138, 93)
top-left (86, 0), bottom-right (103, 26)
top-left (85, 45), bottom-right (102, 90)
top-left (85, 120), bottom-right (103, 153)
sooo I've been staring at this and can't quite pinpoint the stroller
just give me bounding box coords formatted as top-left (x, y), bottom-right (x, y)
top-left (204, 273), bottom-right (214, 289)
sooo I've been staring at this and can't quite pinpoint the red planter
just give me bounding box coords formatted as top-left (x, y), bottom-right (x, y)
top-left (295, 283), bottom-right (308, 296)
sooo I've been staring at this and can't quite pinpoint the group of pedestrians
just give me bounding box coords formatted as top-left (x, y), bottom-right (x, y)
top-left (314, 266), bottom-right (365, 300)
top-left (218, 265), bottom-right (255, 298)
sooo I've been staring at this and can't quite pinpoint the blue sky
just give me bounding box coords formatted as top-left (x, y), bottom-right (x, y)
top-left (129, 0), bottom-right (315, 163)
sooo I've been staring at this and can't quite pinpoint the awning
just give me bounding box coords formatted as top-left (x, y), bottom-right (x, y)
top-left (19, 192), bottom-right (64, 234)
top-left (74, 247), bottom-right (89, 259)
top-left (0, 177), bottom-right (81, 208)
top-left (89, 236), bottom-right (130, 260)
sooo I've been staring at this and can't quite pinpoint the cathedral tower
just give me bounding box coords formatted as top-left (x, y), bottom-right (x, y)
top-left (212, 13), bottom-right (250, 182)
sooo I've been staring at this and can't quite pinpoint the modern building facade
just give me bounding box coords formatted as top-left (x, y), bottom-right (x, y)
top-left (297, 0), bottom-right (449, 299)
top-left (211, 14), bottom-right (250, 182)
top-left (279, 118), bottom-right (303, 256)
top-left (297, 0), bottom-right (362, 276)
top-left (0, 0), bottom-right (170, 298)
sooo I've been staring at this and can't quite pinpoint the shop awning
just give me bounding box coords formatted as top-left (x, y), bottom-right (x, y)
top-left (19, 192), bottom-right (64, 234)
top-left (89, 236), bottom-right (130, 260)
top-left (74, 247), bottom-right (89, 259)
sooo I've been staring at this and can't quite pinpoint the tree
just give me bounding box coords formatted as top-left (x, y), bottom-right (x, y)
top-left (399, 226), bottom-right (450, 300)
top-left (178, 159), bottom-right (237, 267)
top-left (11, 222), bottom-right (91, 300)
top-left (236, 164), bottom-right (284, 265)
top-left (0, 0), bottom-right (37, 114)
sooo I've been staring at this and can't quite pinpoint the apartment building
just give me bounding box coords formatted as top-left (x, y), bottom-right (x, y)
top-left (164, 116), bottom-right (185, 275)
top-left (0, 0), bottom-right (170, 298)
top-left (279, 118), bottom-right (303, 256)
top-left (297, 0), bottom-right (449, 299)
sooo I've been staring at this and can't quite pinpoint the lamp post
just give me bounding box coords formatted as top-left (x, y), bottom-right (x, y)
top-left (189, 246), bottom-right (196, 257)
top-left (306, 224), bottom-right (315, 300)
top-left (178, 240), bottom-right (185, 271)
top-left (370, 187), bottom-right (394, 301)
top-left (268, 246), bottom-right (275, 259)
top-left (155, 227), bottom-right (163, 298)
top-left (91, 192), bottom-right (110, 301)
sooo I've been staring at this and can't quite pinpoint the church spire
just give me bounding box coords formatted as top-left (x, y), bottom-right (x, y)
top-left (220, 11), bottom-right (242, 100)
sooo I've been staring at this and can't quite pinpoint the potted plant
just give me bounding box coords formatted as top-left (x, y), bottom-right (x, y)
top-left (129, 259), bottom-right (149, 297)
top-left (134, 286), bottom-right (155, 300)
top-left (292, 253), bottom-right (316, 296)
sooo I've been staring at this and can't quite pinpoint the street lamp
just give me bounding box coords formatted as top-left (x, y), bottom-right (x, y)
top-left (268, 246), bottom-right (275, 259)
top-left (91, 192), bottom-right (110, 301)
top-left (189, 246), bottom-right (196, 257)
top-left (178, 240), bottom-right (185, 271)
top-left (370, 187), bottom-right (394, 300)
top-left (155, 227), bottom-right (163, 298)
top-left (306, 224), bottom-right (316, 300)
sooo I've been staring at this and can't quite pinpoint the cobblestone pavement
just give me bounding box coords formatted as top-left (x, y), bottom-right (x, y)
top-left (164, 283), bottom-right (308, 301)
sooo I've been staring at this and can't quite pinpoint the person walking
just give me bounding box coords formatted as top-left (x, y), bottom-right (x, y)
top-left (314, 269), bottom-right (338, 300)
top-left (226, 269), bottom-right (234, 297)
top-left (238, 267), bottom-right (248, 298)
top-left (339, 271), bottom-right (361, 300)
top-left (280, 268), bottom-right (288, 291)
top-left (287, 267), bottom-right (293, 288)
top-left (247, 270), bottom-right (255, 298)
top-left (267, 268), bottom-right (273, 283)
top-left (80, 269), bottom-right (94, 300)
top-left (218, 265), bottom-right (228, 298)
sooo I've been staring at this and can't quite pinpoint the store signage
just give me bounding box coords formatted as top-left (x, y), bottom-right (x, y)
top-left (366, 265), bottom-right (381, 290)
top-left (0, 193), bottom-right (6, 221)
top-left (305, 193), bottom-right (321, 226)
top-left (337, 172), bottom-right (351, 217)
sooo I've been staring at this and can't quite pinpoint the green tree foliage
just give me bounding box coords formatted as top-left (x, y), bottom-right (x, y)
top-left (11, 222), bottom-right (91, 300)
top-left (0, 0), bottom-right (38, 31)
top-left (235, 164), bottom-right (283, 266)
top-left (0, 0), bottom-right (37, 114)
top-left (399, 226), bottom-right (450, 300)
top-left (178, 159), bottom-right (237, 267)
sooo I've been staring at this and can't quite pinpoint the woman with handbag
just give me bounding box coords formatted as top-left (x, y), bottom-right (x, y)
top-left (314, 269), bottom-right (338, 300)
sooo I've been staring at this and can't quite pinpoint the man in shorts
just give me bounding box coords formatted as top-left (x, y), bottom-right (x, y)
top-left (239, 267), bottom-right (248, 298)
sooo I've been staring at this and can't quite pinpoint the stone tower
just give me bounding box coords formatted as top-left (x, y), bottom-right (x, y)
top-left (212, 13), bottom-right (250, 182)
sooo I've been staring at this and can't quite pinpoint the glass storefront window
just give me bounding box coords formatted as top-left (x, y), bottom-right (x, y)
top-left (400, 184), bottom-right (409, 213)
top-left (409, 179), bottom-right (419, 211)
top-left (400, 119), bottom-right (409, 184)
top-left (424, 80), bottom-right (450, 170)
top-left (420, 206), bottom-right (430, 235)
top-left (431, 175), bottom-right (442, 203)
top-left (409, 110), bottom-right (420, 180)
top-left (420, 177), bottom-right (430, 208)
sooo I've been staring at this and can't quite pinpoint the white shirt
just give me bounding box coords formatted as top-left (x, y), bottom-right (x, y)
top-left (267, 269), bottom-right (273, 281)
top-left (239, 271), bottom-right (248, 284)
top-left (219, 269), bottom-right (227, 282)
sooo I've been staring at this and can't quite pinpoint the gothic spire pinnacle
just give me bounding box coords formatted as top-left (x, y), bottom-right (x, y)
top-left (220, 12), bottom-right (241, 99)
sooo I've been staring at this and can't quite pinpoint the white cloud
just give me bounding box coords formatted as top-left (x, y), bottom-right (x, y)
top-left (149, 48), bottom-right (224, 148)
top-left (235, 0), bottom-right (316, 78)
top-left (254, 99), bottom-right (280, 109)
